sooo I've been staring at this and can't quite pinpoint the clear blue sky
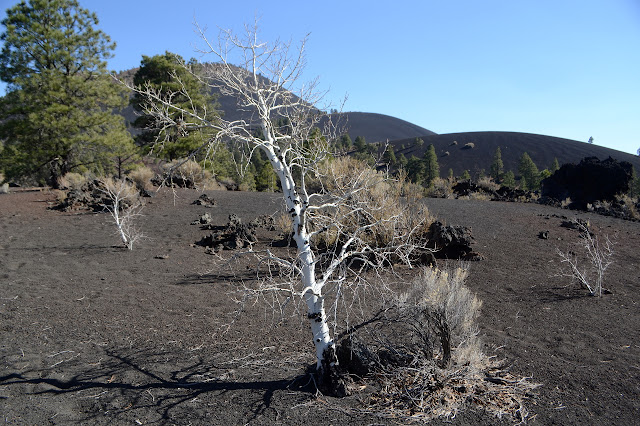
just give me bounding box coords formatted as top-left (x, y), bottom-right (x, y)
top-left (1, 0), bottom-right (639, 155)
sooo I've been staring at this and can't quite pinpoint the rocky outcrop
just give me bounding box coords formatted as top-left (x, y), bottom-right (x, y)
top-left (426, 221), bottom-right (482, 260)
top-left (542, 157), bottom-right (633, 209)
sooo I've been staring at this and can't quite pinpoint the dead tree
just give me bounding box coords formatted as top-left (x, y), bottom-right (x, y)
top-left (121, 20), bottom-right (430, 395)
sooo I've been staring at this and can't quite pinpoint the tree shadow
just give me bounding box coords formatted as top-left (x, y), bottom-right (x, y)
top-left (0, 346), bottom-right (313, 423)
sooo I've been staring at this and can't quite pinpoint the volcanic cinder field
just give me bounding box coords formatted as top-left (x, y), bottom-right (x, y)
top-left (1, 188), bottom-right (639, 425)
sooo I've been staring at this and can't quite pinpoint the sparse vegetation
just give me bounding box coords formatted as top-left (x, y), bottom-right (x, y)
top-left (98, 177), bottom-right (144, 250)
top-left (490, 147), bottom-right (504, 180)
top-left (462, 142), bottom-right (475, 149)
top-left (348, 266), bottom-right (539, 422)
top-left (518, 152), bottom-right (540, 191)
top-left (556, 220), bottom-right (615, 296)
top-left (128, 165), bottom-right (155, 191)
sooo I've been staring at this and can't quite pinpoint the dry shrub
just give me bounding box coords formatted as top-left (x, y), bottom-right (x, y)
top-left (98, 177), bottom-right (144, 250)
top-left (161, 159), bottom-right (217, 189)
top-left (468, 192), bottom-right (492, 201)
top-left (58, 172), bottom-right (89, 191)
top-left (561, 197), bottom-right (572, 208)
top-left (556, 221), bottom-right (615, 296)
top-left (463, 142), bottom-right (475, 149)
top-left (477, 176), bottom-right (500, 192)
top-left (128, 166), bottom-right (155, 191)
top-left (356, 266), bottom-right (539, 422)
top-left (310, 157), bottom-right (433, 254)
top-left (426, 177), bottom-right (454, 198)
top-left (615, 194), bottom-right (639, 219)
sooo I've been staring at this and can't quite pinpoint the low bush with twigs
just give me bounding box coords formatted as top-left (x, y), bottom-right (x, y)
top-left (98, 177), bottom-right (145, 250)
top-left (160, 158), bottom-right (220, 189)
top-left (307, 157), bottom-right (434, 262)
top-left (556, 220), bottom-right (615, 296)
top-left (128, 165), bottom-right (155, 191)
top-left (338, 265), bottom-right (539, 422)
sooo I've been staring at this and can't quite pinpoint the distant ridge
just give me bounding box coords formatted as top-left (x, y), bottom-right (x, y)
top-left (388, 131), bottom-right (640, 177)
top-left (331, 112), bottom-right (436, 143)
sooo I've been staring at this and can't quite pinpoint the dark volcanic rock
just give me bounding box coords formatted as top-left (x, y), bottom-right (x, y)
top-left (192, 193), bottom-right (216, 207)
top-left (427, 221), bottom-right (475, 259)
top-left (542, 157), bottom-right (633, 208)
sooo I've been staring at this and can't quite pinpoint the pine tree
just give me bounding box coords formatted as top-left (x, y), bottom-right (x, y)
top-left (354, 136), bottom-right (367, 153)
top-left (550, 157), bottom-right (560, 174)
top-left (406, 155), bottom-right (424, 183)
top-left (502, 170), bottom-right (515, 188)
top-left (518, 152), bottom-right (540, 191)
top-left (0, 0), bottom-right (135, 187)
top-left (490, 147), bottom-right (504, 180)
top-left (131, 52), bottom-right (219, 160)
top-left (397, 153), bottom-right (408, 169)
top-left (339, 134), bottom-right (352, 151)
top-left (422, 144), bottom-right (440, 186)
top-left (461, 170), bottom-right (471, 180)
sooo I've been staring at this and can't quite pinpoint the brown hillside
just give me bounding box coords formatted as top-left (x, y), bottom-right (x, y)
top-left (390, 131), bottom-right (640, 177)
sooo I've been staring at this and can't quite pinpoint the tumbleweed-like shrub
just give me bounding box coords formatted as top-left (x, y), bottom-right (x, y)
top-left (340, 266), bottom-right (539, 422)
top-left (308, 157), bottom-right (434, 263)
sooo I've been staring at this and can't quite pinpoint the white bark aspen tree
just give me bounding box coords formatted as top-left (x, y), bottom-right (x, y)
top-left (122, 20), bottom-right (430, 394)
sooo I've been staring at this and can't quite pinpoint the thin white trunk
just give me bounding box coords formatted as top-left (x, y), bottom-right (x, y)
top-left (262, 140), bottom-right (335, 370)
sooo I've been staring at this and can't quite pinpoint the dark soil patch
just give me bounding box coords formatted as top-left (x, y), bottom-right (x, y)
top-left (1, 189), bottom-right (638, 424)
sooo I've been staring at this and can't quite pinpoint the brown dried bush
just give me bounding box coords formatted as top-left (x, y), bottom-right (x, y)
top-left (309, 157), bottom-right (434, 256)
top-left (349, 266), bottom-right (539, 422)
top-left (128, 165), bottom-right (155, 191)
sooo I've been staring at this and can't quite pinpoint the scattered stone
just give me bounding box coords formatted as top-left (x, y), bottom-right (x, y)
top-left (192, 193), bottom-right (216, 207)
top-left (539, 231), bottom-right (549, 239)
top-left (196, 214), bottom-right (258, 252)
top-left (154, 254), bottom-right (169, 260)
top-left (191, 212), bottom-right (212, 226)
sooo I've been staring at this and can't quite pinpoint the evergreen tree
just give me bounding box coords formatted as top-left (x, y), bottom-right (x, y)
top-left (447, 168), bottom-right (454, 180)
top-left (422, 143), bottom-right (440, 186)
top-left (397, 153), bottom-right (408, 169)
top-left (490, 147), bottom-right (504, 180)
top-left (131, 52), bottom-right (219, 160)
top-left (502, 170), bottom-right (515, 188)
top-left (415, 137), bottom-right (424, 148)
top-left (460, 170), bottom-right (471, 180)
top-left (518, 152), bottom-right (540, 190)
top-left (0, 0), bottom-right (135, 187)
top-left (406, 155), bottom-right (424, 183)
top-left (550, 157), bottom-right (560, 174)
top-left (354, 135), bottom-right (367, 153)
top-left (339, 134), bottom-right (352, 151)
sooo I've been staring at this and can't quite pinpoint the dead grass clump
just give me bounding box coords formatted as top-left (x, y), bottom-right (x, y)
top-left (350, 266), bottom-right (539, 422)
top-left (426, 177), bottom-right (454, 198)
top-left (477, 176), bottom-right (500, 192)
top-left (310, 157), bottom-right (434, 255)
top-left (161, 159), bottom-right (217, 189)
top-left (615, 194), bottom-right (639, 219)
top-left (128, 166), bottom-right (155, 191)
top-left (468, 192), bottom-right (492, 201)
top-left (58, 172), bottom-right (90, 191)
top-left (462, 142), bottom-right (475, 149)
